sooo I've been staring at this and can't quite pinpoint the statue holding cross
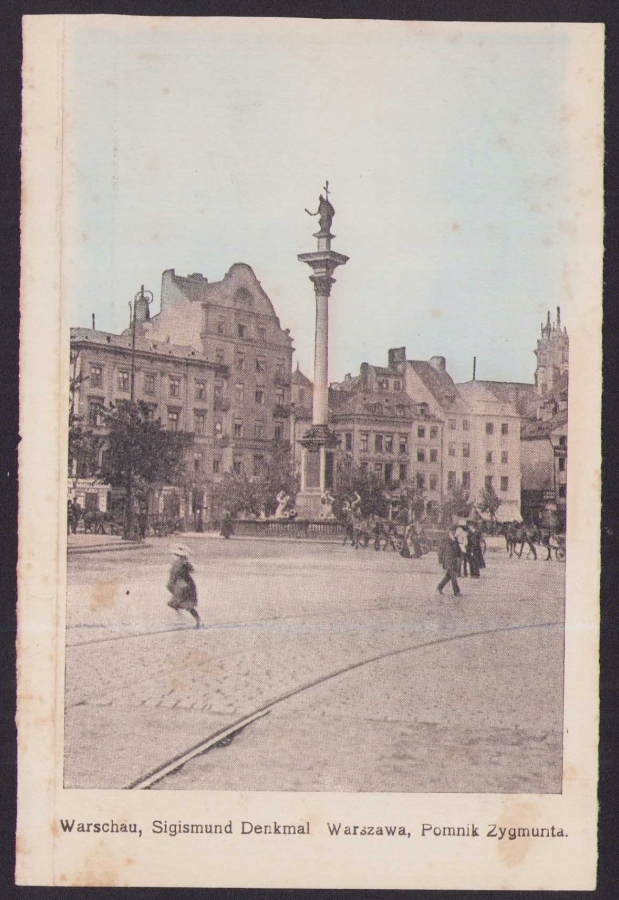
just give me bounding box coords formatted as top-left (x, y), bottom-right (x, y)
top-left (305, 181), bottom-right (335, 236)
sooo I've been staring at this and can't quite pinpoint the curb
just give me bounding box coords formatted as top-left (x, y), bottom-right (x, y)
top-left (68, 542), bottom-right (151, 555)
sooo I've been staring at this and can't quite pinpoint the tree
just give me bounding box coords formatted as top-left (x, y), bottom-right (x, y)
top-left (478, 483), bottom-right (501, 527)
top-left (100, 400), bottom-right (193, 535)
top-left (68, 350), bottom-right (98, 479)
top-left (441, 480), bottom-right (473, 526)
top-left (211, 443), bottom-right (299, 519)
top-left (335, 455), bottom-right (388, 518)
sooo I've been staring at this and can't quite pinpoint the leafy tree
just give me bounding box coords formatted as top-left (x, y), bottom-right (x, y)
top-left (478, 483), bottom-right (501, 525)
top-left (100, 400), bottom-right (193, 510)
top-left (211, 443), bottom-right (299, 519)
top-left (335, 455), bottom-right (388, 518)
top-left (441, 480), bottom-right (473, 526)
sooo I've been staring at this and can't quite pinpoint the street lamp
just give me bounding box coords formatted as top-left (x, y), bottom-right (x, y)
top-left (124, 286), bottom-right (153, 540)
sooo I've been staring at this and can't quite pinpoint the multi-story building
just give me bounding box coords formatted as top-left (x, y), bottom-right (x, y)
top-left (70, 263), bottom-right (295, 524)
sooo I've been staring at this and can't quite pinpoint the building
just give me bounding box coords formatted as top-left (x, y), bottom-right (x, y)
top-left (520, 411), bottom-right (568, 530)
top-left (70, 263), bottom-right (295, 525)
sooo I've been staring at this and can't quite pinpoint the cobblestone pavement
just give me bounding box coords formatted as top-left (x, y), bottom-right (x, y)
top-left (64, 537), bottom-right (565, 791)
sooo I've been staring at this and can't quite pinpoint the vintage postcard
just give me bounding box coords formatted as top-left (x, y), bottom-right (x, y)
top-left (17, 16), bottom-right (603, 890)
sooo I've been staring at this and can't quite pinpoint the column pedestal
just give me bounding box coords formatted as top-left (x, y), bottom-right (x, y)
top-left (295, 424), bottom-right (339, 519)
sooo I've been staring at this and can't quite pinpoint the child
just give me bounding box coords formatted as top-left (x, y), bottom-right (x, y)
top-left (166, 545), bottom-right (202, 629)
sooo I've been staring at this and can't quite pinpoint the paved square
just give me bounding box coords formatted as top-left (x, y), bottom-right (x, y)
top-left (65, 536), bottom-right (565, 791)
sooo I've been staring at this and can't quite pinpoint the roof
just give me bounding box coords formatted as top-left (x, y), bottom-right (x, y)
top-left (330, 389), bottom-right (440, 422)
top-left (521, 409), bottom-right (568, 440)
top-left (292, 366), bottom-right (313, 387)
top-left (456, 380), bottom-right (519, 417)
top-left (407, 360), bottom-right (469, 413)
top-left (472, 380), bottom-right (539, 416)
top-left (71, 327), bottom-right (214, 363)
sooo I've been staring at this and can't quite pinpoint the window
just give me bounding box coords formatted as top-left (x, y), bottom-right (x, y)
top-left (214, 383), bottom-right (223, 403)
top-left (258, 327), bottom-right (266, 342)
top-left (417, 426), bottom-right (426, 438)
top-left (399, 463), bottom-right (407, 481)
top-left (256, 356), bottom-right (266, 373)
top-left (385, 434), bottom-right (394, 453)
top-left (237, 323), bottom-right (246, 338)
top-left (90, 365), bottom-right (103, 388)
top-left (274, 423), bottom-right (283, 443)
top-left (215, 348), bottom-right (224, 364)
top-left (213, 458), bottom-right (221, 474)
top-left (375, 434), bottom-right (383, 453)
top-left (399, 435), bottom-right (408, 454)
top-left (558, 457), bottom-right (566, 472)
top-left (449, 419), bottom-right (457, 431)
top-left (558, 484), bottom-right (567, 499)
top-left (142, 373), bottom-right (154, 394)
top-left (236, 354), bottom-right (246, 372)
top-left (214, 420), bottom-right (223, 440)
top-left (217, 320), bottom-right (225, 335)
top-left (417, 448), bottom-right (425, 462)
top-left (430, 426), bottom-right (438, 440)
top-left (194, 454), bottom-right (203, 473)
top-left (486, 451), bottom-right (493, 464)
top-left (253, 455), bottom-right (264, 476)
top-left (429, 448), bottom-right (438, 463)
top-left (169, 376), bottom-right (181, 398)
top-left (463, 443), bottom-right (470, 458)
top-left (463, 419), bottom-right (470, 432)
top-left (144, 404), bottom-right (156, 420)
top-left (254, 420), bottom-right (265, 439)
top-left (500, 476), bottom-right (509, 492)
top-left (559, 435), bottom-right (567, 447)
top-left (233, 420), bottom-right (243, 438)
top-left (194, 411), bottom-right (206, 435)
top-left (393, 380), bottom-right (402, 392)
top-left (167, 408), bottom-right (180, 431)
top-left (485, 422), bottom-right (494, 435)
top-left (360, 461), bottom-right (368, 475)
top-left (235, 383), bottom-right (245, 404)
top-left (501, 422), bottom-right (509, 435)
top-left (275, 360), bottom-right (286, 382)
top-left (360, 432), bottom-right (369, 452)
top-left (462, 471), bottom-right (471, 490)
top-left (88, 400), bottom-right (105, 427)
top-left (255, 387), bottom-right (265, 405)
top-left (501, 450), bottom-right (508, 464)
top-left (416, 472), bottom-right (425, 490)
top-left (395, 405), bottom-right (406, 417)
top-left (275, 387), bottom-right (284, 404)
top-left (447, 471), bottom-right (457, 490)
top-left (429, 474), bottom-right (438, 491)
top-left (233, 457), bottom-right (244, 475)
top-left (195, 381), bottom-right (206, 401)
top-left (345, 433), bottom-right (353, 452)
top-left (118, 370), bottom-right (130, 392)
top-left (377, 378), bottom-right (389, 391)
top-left (374, 462), bottom-right (384, 478)
top-left (485, 475), bottom-right (494, 490)
top-left (448, 442), bottom-right (456, 458)
top-left (299, 388), bottom-right (306, 405)
top-left (384, 462), bottom-right (394, 483)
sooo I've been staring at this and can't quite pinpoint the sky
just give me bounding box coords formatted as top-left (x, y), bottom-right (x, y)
top-left (64, 18), bottom-right (587, 385)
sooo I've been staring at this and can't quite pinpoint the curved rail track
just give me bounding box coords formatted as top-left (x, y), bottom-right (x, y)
top-left (126, 619), bottom-right (562, 790)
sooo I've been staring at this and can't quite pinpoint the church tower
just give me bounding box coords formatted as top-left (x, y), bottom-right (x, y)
top-left (534, 307), bottom-right (569, 397)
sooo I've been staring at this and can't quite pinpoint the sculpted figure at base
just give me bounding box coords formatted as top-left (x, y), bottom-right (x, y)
top-left (274, 490), bottom-right (291, 519)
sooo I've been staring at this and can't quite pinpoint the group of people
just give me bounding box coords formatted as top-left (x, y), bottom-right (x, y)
top-left (436, 520), bottom-right (486, 597)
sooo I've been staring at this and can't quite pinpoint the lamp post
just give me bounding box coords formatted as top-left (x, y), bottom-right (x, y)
top-left (124, 286), bottom-right (152, 540)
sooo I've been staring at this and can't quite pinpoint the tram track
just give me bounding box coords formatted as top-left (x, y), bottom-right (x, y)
top-left (127, 619), bottom-right (562, 790)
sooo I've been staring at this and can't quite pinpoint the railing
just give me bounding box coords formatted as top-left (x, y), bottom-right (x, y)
top-left (273, 404), bottom-right (290, 418)
top-left (214, 398), bottom-right (230, 412)
top-left (232, 519), bottom-right (344, 540)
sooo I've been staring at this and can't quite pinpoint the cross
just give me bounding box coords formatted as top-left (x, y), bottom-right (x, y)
top-left (323, 180), bottom-right (330, 202)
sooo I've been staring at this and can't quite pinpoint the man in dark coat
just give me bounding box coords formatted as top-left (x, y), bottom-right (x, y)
top-left (436, 526), bottom-right (462, 596)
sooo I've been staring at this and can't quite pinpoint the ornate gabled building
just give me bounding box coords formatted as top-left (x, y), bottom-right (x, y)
top-left (70, 264), bottom-right (295, 525)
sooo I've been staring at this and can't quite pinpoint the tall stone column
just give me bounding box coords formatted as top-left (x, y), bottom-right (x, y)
top-left (295, 186), bottom-right (348, 520)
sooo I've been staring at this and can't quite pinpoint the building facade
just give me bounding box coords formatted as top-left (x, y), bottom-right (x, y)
top-left (70, 264), bottom-right (295, 524)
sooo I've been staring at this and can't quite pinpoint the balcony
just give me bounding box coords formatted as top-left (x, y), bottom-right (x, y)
top-left (214, 398), bottom-right (230, 412)
top-left (214, 435), bottom-right (230, 447)
top-left (273, 403), bottom-right (291, 419)
top-left (274, 373), bottom-right (291, 387)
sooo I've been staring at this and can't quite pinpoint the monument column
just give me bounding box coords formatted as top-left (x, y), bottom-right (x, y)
top-left (295, 184), bottom-right (348, 519)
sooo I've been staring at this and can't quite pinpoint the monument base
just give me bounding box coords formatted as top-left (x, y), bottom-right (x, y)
top-left (294, 489), bottom-right (324, 520)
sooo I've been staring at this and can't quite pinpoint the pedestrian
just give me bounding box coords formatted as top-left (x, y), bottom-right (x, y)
top-left (466, 521), bottom-right (481, 578)
top-left (436, 526), bottom-right (462, 597)
top-left (455, 520), bottom-right (469, 576)
top-left (166, 544), bottom-right (202, 629)
top-left (341, 500), bottom-right (355, 546)
top-left (220, 507), bottom-right (234, 539)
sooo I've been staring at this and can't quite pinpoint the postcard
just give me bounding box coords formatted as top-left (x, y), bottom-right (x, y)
top-left (17, 16), bottom-right (603, 890)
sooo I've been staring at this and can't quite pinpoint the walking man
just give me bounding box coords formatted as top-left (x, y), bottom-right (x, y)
top-left (436, 526), bottom-right (462, 597)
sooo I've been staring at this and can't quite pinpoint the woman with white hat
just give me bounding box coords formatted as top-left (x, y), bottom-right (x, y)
top-left (166, 545), bottom-right (202, 629)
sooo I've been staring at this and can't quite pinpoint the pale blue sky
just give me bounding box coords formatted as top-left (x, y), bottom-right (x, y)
top-left (65, 19), bottom-right (579, 384)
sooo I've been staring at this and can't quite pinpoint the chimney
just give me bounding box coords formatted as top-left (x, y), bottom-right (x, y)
top-left (92, 313), bottom-right (96, 330)
top-left (472, 356), bottom-right (476, 380)
top-left (429, 355), bottom-right (446, 373)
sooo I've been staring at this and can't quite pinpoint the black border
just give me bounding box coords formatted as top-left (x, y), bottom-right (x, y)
top-left (2, 2), bottom-right (617, 898)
